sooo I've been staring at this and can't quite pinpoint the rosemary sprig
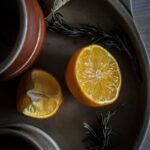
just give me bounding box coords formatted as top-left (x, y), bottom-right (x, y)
top-left (83, 105), bottom-right (124, 150)
top-left (47, 13), bottom-right (133, 58)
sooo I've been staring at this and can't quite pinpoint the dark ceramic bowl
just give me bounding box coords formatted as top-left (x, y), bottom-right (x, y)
top-left (0, 129), bottom-right (40, 150)
top-left (0, 0), bottom-right (46, 80)
top-left (0, 124), bottom-right (60, 150)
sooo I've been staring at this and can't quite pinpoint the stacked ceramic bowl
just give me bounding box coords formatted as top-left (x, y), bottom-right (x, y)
top-left (0, 123), bottom-right (60, 150)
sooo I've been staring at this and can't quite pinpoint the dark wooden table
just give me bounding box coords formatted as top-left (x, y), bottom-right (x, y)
top-left (130, 0), bottom-right (150, 150)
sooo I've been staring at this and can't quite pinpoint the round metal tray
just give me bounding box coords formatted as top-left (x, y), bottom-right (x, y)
top-left (0, 0), bottom-right (149, 149)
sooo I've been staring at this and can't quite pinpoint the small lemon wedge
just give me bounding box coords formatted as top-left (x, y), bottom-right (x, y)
top-left (17, 69), bottom-right (63, 119)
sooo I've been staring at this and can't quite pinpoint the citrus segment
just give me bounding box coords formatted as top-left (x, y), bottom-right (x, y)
top-left (17, 69), bottom-right (63, 119)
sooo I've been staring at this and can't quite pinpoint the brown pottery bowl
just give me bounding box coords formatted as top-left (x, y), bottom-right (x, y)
top-left (0, 0), bottom-right (46, 80)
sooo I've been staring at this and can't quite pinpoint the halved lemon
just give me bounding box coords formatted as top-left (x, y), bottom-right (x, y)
top-left (66, 44), bottom-right (121, 107)
top-left (17, 69), bottom-right (63, 119)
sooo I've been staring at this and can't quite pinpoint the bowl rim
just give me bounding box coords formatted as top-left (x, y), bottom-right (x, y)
top-left (108, 0), bottom-right (150, 149)
top-left (0, 123), bottom-right (60, 150)
top-left (0, 0), bottom-right (27, 74)
top-left (0, 128), bottom-right (42, 150)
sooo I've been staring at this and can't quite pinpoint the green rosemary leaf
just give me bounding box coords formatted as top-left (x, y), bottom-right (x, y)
top-left (47, 13), bottom-right (133, 57)
top-left (83, 105), bottom-right (124, 150)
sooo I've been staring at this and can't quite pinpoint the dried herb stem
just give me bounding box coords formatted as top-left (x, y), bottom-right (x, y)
top-left (83, 105), bottom-right (124, 150)
top-left (47, 13), bottom-right (133, 58)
